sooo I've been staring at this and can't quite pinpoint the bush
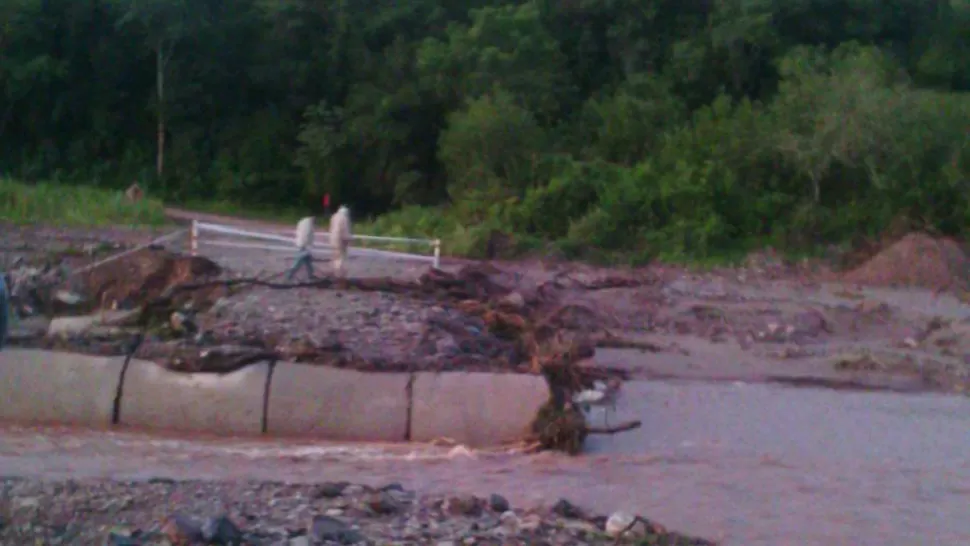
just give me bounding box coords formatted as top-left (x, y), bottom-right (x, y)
top-left (438, 89), bottom-right (549, 207)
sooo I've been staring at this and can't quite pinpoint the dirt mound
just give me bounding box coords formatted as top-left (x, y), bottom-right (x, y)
top-left (76, 247), bottom-right (224, 310)
top-left (842, 233), bottom-right (970, 291)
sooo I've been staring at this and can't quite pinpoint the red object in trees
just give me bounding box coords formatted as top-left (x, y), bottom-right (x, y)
top-left (323, 193), bottom-right (331, 209)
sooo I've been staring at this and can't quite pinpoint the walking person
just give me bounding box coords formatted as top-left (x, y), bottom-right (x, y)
top-left (329, 205), bottom-right (352, 277)
top-left (287, 216), bottom-right (317, 281)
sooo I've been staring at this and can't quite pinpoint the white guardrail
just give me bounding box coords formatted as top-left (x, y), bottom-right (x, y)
top-left (190, 220), bottom-right (442, 268)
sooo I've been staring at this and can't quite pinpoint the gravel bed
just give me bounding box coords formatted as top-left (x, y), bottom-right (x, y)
top-left (194, 287), bottom-right (522, 371)
top-left (0, 478), bottom-right (711, 545)
top-left (201, 288), bottom-right (437, 362)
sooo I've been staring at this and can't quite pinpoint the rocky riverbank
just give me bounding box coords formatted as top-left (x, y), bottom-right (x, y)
top-left (0, 478), bottom-right (714, 545)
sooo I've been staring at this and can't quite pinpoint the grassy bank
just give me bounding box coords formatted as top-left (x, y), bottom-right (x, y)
top-left (0, 179), bottom-right (168, 227)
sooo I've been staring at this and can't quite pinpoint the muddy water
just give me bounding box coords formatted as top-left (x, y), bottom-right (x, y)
top-left (1, 380), bottom-right (968, 546)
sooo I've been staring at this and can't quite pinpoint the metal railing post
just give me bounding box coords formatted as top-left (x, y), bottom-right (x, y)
top-left (190, 220), bottom-right (199, 257)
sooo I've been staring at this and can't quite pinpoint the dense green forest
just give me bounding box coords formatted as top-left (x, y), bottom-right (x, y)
top-left (2, 0), bottom-right (969, 260)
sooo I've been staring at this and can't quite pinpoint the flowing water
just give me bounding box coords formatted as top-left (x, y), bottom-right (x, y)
top-left (2, 379), bottom-right (968, 545)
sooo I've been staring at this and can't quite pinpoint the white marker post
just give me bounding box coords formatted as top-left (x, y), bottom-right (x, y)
top-left (190, 220), bottom-right (199, 257)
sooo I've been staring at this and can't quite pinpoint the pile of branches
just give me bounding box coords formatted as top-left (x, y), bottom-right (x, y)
top-left (136, 263), bottom-right (644, 453)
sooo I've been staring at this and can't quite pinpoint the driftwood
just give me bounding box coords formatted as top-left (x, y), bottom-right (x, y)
top-left (587, 420), bottom-right (641, 435)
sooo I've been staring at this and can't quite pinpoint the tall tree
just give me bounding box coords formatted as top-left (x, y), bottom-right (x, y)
top-left (114, 0), bottom-right (208, 178)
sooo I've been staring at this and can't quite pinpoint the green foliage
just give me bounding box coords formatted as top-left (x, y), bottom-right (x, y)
top-left (438, 89), bottom-right (548, 205)
top-left (578, 75), bottom-right (689, 165)
top-left (0, 179), bottom-right (168, 226)
top-left (418, 2), bottom-right (574, 118)
top-left (1, 0), bottom-right (969, 262)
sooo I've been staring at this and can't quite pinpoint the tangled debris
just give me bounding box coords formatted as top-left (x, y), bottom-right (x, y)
top-left (145, 264), bottom-right (643, 453)
top-left (6, 244), bottom-right (648, 453)
top-left (114, 261), bottom-right (639, 452)
top-left (4, 246), bottom-right (225, 319)
top-left (79, 247), bottom-right (226, 314)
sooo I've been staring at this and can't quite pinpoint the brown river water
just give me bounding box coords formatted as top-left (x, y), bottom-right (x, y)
top-left (1, 379), bottom-right (968, 546)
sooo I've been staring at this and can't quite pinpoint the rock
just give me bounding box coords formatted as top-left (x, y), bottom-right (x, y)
top-left (101, 308), bottom-right (142, 326)
top-left (551, 498), bottom-right (583, 519)
top-left (44, 309), bottom-right (138, 338)
top-left (497, 511), bottom-right (519, 534)
top-left (53, 290), bottom-right (85, 306)
top-left (308, 515), bottom-right (365, 545)
top-left (161, 514), bottom-right (205, 545)
top-left (288, 537), bottom-right (311, 546)
top-left (6, 315), bottom-right (50, 342)
top-left (561, 519), bottom-right (600, 535)
top-left (498, 292), bottom-right (526, 310)
top-left (442, 495), bottom-right (483, 517)
top-left (792, 310), bottom-right (830, 338)
top-left (47, 315), bottom-right (100, 337)
top-left (170, 311), bottom-right (198, 335)
top-left (487, 494), bottom-right (509, 513)
top-left (365, 491), bottom-right (402, 515)
top-left (12, 496), bottom-right (40, 511)
top-left (519, 513), bottom-right (542, 531)
top-left (604, 511), bottom-right (646, 538)
top-left (201, 515), bottom-right (244, 545)
top-left (434, 335), bottom-right (460, 356)
top-left (380, 483), bottom-right (405, 493)
top-left (342, 484), bottom-right (366, 496)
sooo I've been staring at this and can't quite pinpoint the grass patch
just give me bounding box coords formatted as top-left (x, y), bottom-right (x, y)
top-left (355, 205), bottom-right (503, 258)
top-left (355, 205), bottom-right (748, 265)
top-left (0, 178), bottom-right (168, 227)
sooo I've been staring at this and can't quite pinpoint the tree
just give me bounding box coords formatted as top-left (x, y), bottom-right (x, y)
top-left (114, 0), bottom-right (208, 178)
top-left (771, 45), bottom-right (903, 204)
top-left (438, 89), bottom-right (547, 207)
top-left (417, 2), bottom-right (574, 120)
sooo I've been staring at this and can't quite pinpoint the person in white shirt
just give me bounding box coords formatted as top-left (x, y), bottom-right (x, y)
top-left (329, 206), bottom-right (352, 277)
top-left (287, 216), bottom-right (316, 281)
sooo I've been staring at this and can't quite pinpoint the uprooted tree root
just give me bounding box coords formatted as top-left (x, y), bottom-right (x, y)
top-left (531, 401), bottom-right (588, 455)
top-left (135, 263), bottom-right (644, 453)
